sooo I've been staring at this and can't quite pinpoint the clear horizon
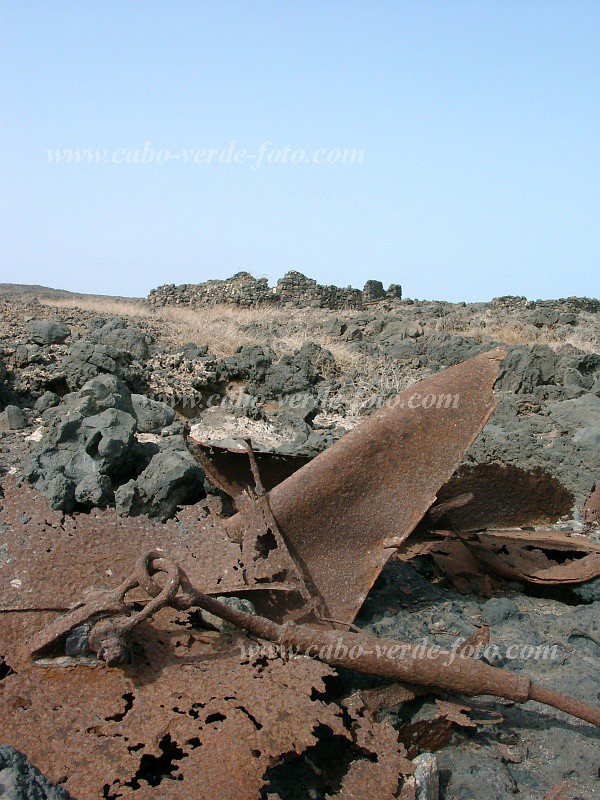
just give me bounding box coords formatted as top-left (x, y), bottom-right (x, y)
top-left (1, 2), bottom-right (599, 303)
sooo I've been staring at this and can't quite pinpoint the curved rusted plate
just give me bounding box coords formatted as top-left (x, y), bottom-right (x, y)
top-left (226, 348), bottom-right (506, 623)
top-left (432, 463), bottom-right (575, 531)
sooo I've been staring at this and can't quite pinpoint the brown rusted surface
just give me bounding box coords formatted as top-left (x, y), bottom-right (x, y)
top-left (543, 781), bottom-right (575, 800)
top-left (352, 682), bottom-right (426, 715)
top-left (0, 488), bottom-right (422, 800)
top-left (187, 438), bottom-right (310, 496)
top-left (0, 480), bottom-right (306, 643)
top-left (226, 348), bottom-right (507, 624)
top-left (427, 528), bottom-right (600, 586)
top-left (1, 620), bottom-right (347, 800)
top-left (403, 534), bottom-right (496, 596)
top-left (460, 528), bottom-right (600, 584)
top-left (397, 526), bottom-right (600, 589)
top-left (397, 701), bottom-right (503, 758)
top-left (32, 552), bottom-right (600, 725)
top-left (583, 483), bottom-right (600, 525)
top-left (427, 492), bottom-right (474, 523)
top-left (458, 624), bottom-right (490, 654)
top-left (336, 691), bottom-right (414, 799)
top-left (432, 463), bottom-right (575, 531)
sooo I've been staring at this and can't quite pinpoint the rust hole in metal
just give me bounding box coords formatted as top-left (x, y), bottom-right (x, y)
top-left (255, 529), bottom-right (278, 559)
top-left (124, 734), bottom-right (187, 790)
top-left (259, 724), bottom-right (376, 800)
top-left (105, 693), bottom-right (135, 723)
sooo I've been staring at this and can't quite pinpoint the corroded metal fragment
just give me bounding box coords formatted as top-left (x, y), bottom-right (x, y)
top-left (225, 348), bottom-right (507, 623)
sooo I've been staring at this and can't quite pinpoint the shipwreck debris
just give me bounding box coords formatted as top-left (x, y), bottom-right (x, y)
top-left (431, 463), bottom-right (576, 531)
top-left (2, 347), bottom-right (598, 799)
top-left (26, 550), bottom-right (600, 727)
top-left (224, 347), bottom-right (507, 624)
top-left (398, 527), bottom-right (600, 591)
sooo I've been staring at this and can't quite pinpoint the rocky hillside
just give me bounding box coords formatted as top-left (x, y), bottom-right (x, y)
top-left (0, 280), bottom-right (598, 522)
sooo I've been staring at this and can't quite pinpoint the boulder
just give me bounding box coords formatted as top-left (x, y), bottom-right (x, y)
top-left (495, 345), bottom-right (559, 393)
top-left (74, 473), bottom-right (113, 506)
top-left (181, 342), bottom-right (208, 360)
top-left (69, 374), bottom-right (135, 417)
top-left (219, 345), bottom-right (275, 384)
top-left (80, 408), bottom-right (136, 463)
top-left (0, 405), bottom-right (27, 431)
top-left (423, 332), bottom-right (488, 367)
top-left (379, 319), bottom-right (423, 343)
top-left (34, 391), bottom-right (61, 413)
top-left (135, 450), bottom-right (204, 520)
top-left (0, 744), bottom-right (72, 800)
top-left (131, 393), bottom-right (176, 433)
top-left (98, 325), bottom-right (150, 360)
top-left (26, 319), bottom-right (70, 345)
top-left (22, 375), bottom-right (138, 511)
top-left (61, 341), bottom-right (121, 389)
top-left (258, 341), bottom-right (333, 399)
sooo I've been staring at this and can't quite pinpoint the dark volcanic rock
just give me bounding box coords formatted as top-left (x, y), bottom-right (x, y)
top-left (0, 745), bottom-right (72, 800)
top-left (258, 341), bottom-right (333, 399)
top-left (22, 373), bottom-right (204, 517)
top-left (26, 319), bottom-right (70, 345)
top-left (134, 449), bottom-right (204, 520)
top-left (423, 332), bottom-right (490, 367)
top-left (60, 322), bottom-right (150, 391)
top-left (219, 345), bottom-right (275, 384)
top-left (33, 391), bottom-right (60, 413)
top-left (495, 345), bottom-right (559, 393)
top-left (94, 322), bottom-right (150, 360)
top-left (0, 405), bottom-right (27, 431)
top-left (61, 340), bottom-right (124, 389)
top-left (131, 393), bottom-right (176, 433)
top-left (22, 374), bottom-right (137, 511)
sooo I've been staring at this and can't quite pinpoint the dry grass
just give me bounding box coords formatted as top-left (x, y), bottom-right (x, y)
top-left (40, 296), bottom-right (365, 367)
top-left (436, 313), bottom-right (599, 354)
top-left (41, 296), bottom-right (599, 367)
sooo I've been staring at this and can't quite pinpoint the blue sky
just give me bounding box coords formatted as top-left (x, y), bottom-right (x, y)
top-left (1, 1), bottom-right (599, 301)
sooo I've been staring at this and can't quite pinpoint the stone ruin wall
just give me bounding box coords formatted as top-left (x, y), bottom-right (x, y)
top-left (148, 271), bottom-right (402, 310)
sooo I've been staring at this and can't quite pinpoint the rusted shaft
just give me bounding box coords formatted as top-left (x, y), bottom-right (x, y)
top-left (188, 590), bottom-right (600, 727)
top-left (528, 685), bottom-right (600, 727)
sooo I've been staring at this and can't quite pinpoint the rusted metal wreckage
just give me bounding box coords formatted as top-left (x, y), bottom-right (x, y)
top-left (0, 348), bottom-right (599, 800)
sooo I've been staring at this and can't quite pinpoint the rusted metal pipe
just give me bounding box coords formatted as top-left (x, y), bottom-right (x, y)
top-left (180, 584), bottom-right (600, 726)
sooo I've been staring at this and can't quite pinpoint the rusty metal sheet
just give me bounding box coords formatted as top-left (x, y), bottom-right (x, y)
top-left (0, 614), bottom-right (347, 800)
top-left (0, 479), bottom-right (307, 634)
top-left (583, 483), bottom-right (600, 525)
top-left (544, 781), bottom-right (575, 800)
top-left (225, 348), bottom-right (506, 624)
top-left (187, 439), bottom-right (310, 497)
top-left (0, 483), bottom-right (420, 800)
top-left (431, 463), bottom-right (575, 531)
top-left (396, 700), bottom-right (503, 759)
top-left (397, 526), bottom-right (600, 588)
top-left (458, 528), bottom-right (600, 584)
top-left (334, 692), bottom-right (414, 800)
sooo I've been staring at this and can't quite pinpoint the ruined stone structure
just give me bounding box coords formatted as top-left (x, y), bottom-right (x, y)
top-left (148, 271), bottom-right (402, 310)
